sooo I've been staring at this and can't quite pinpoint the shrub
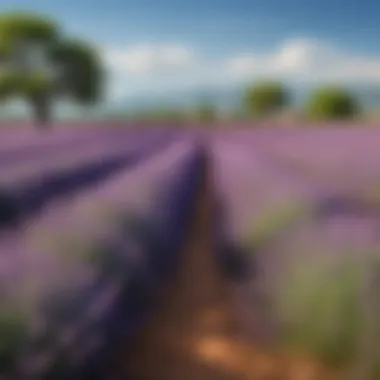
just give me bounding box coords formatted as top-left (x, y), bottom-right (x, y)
top-left (243, 81), bottom-right (289, 117)
top-left (305, 86), bottom-right (359, 121)
top-left (195, 101), bottom-right (218, 123)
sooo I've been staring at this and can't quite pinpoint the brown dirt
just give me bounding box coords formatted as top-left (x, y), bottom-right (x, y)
top-left (109, 161), bottom-right (340, 380)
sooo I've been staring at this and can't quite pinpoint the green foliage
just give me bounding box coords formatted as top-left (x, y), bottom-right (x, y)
top-left (244, 200), bottom-right (310, 249)
top-left (244, 80), bottom-right (288, 117)
top-left (0, 308), bottom-right (27, 372)
top-left (0, 11), bottom-right (103, 125)
top-left (0, 11), bottom-right (58, 43)
top-left (277, 256), bottom-right (368, 367)
top-left (0, 71), bottom-right (19, 99)
top-left (50, 39), bottom-right (104, 103)
top-left (0, 38), bottom-right (12, 59)
top-left (305, 86), bottom-right (359, 121)
top-left (20, 72), bottom-right (53, 98)
top-left (0, 71), bottom-right (52, 100)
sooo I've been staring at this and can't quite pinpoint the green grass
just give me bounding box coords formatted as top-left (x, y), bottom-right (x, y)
top-left (0, 308), bottom-right (27, 373)
top-left (243, 199), bottom-right (311, 250)
top-left (275, 253), bottom-right (380, 370)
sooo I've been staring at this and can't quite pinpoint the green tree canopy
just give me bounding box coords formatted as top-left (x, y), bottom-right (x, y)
top-left (305, 85), bottom-right (359, 121)
top-left (243, 80), bottom-right (289, 118)
top-left (0, 11), bottom-right (103, 128)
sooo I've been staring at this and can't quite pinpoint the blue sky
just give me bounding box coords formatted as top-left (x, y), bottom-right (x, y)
top-left (2, 0), bottom-right (380, 103)
top-left (4, 0), bottom-right (380, 52)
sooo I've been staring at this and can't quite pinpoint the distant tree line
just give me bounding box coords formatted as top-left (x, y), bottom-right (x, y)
top-left (128, 82), bottom-right (361, 125)
top-left (243, 81), bottom-right (359, 122)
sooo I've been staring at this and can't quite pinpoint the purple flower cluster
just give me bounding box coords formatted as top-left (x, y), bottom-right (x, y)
top-left (0, 129), bottom-right (204, 379)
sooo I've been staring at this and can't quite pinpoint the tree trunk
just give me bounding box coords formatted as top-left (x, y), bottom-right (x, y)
top-left (30, 96), bottom-right (51, 130)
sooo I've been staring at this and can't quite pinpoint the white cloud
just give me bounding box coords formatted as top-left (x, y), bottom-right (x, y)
top-left (225, 38), bottom-right (380, 83)
top-left (103, 43), bottom-right (194, 76)
top-left (101, 38), bottom-right (380, 101)
top-left (102, 43), bottom-right (200, 101)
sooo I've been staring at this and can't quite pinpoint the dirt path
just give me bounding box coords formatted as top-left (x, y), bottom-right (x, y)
top-left (111, 160), bottom-right (337, 380)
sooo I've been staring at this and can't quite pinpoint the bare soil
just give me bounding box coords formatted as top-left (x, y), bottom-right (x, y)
top-left (110, 161), bottom-right (340, 380)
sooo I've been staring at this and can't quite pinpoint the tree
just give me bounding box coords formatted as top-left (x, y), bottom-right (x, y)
top-left (195, 100), bottom-right (218, 123)
top-left (305, 86), bottom-right (359, 121)
top-left (243, 81), bottom-right (288, 117)
top-left (0, 11), bottom-right (103, 128)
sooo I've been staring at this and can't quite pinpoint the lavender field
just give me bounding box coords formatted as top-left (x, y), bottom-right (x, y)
top-left (0, 125), bottom-right (380, 379)
top-left (210, 128), bottom-right (380, 379)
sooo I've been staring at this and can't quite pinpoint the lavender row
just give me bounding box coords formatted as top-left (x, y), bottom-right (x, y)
top-left (0, 126), bottom-right (124, 164)
top-left (0, 123), bottom-right (150, 152)
top-left (0, 131), bottom-right (171, 183)
top-left (0, 128), bottom-right (177, 169)
top-left (210, 136), bottom-right (380, 376)
top-left (216, 129), bottom-right (380, 198)
top-left (0, 136), bottom-right (204, 379)
top-left (0, 132), bottom-right (177, 227)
